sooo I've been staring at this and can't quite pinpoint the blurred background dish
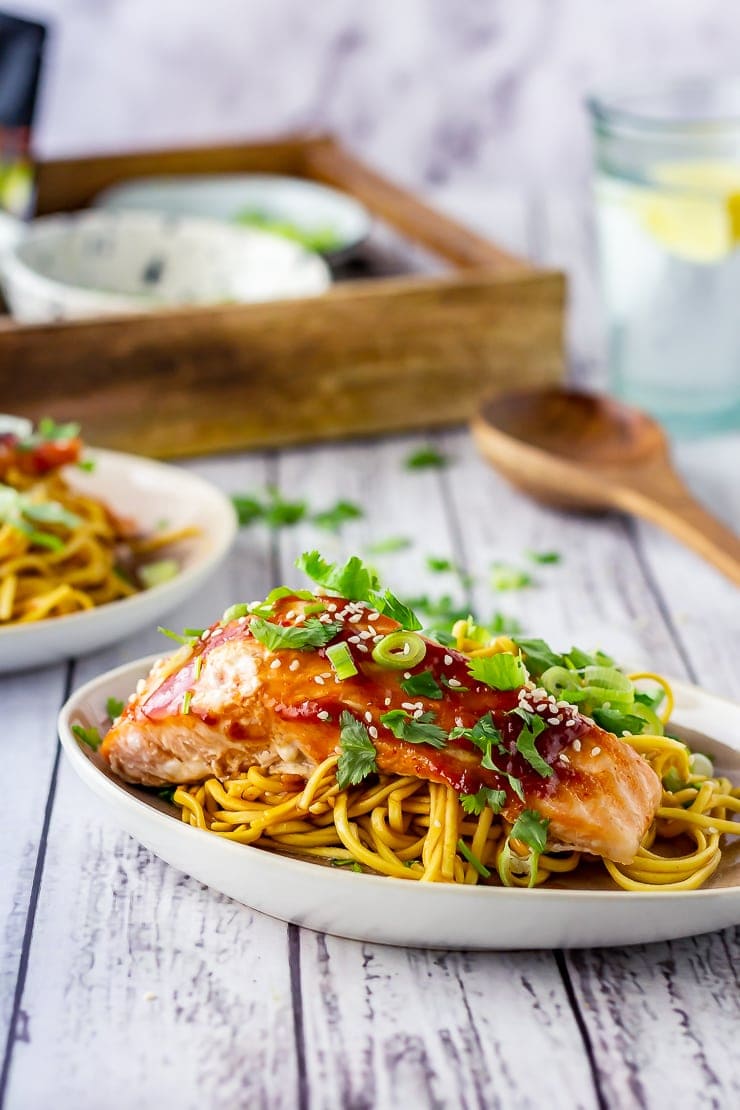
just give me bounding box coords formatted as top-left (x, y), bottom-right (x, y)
top-left (0, 446), bottom-right (237, 671)
top-left (96, 173), bottom-right (372, 260)
top-left (0, 208), bottom-right (331, 322)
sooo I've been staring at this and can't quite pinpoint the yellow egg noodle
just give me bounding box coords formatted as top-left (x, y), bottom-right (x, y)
top-left (174, 629), bottom-right (739, 893)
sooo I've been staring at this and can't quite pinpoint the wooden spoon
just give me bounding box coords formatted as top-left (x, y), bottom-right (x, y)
top-left (471, 386), bottom-right (740, 587)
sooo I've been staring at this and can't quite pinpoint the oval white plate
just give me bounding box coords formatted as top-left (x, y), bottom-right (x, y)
top-left (58, 658), bottom-right (740, 949)
top-left (95, 174), bottom-right (371, 259)
top-left (0, 451), bottom-right (236, 672)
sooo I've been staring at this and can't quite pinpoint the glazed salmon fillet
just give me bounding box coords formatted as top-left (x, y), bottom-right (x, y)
top-left (102, 593), bottom-right (661, 864)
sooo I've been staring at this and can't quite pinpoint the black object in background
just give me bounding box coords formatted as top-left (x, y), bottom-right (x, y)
top-left (0, 10), bottom-right (47, 216)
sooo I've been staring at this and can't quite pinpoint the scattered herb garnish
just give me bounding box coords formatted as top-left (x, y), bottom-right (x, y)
top-left (399, 671), bottom-right (443, 699)
top-left (75, 458), bottom-right (96, 473)
top-left (380, 709), bottom-right (448, 749)
top-left (509, 809), bottom-right (550, 855)
top-left (157, 626), bottom-right (199, 646)
top-left (510, 708), bottom-right (551, 778)
top-left (250, 617), bottom-right (341, 652)
top-left (426, 555), bottom-right (456, 574)
top-left (526, 550), bottom-right (561, 565)
top-left (459, 786), bottom-right (507, 816)
top-left (72, 724), bottom-right (102, 751)
top-left (456, 839), bottom-right (491, 878)
top-left (296, 552), bottom-right (422, 631)
top-left (366, 536), bottom-right (412, 555)
top-left (404, 445), bottom-right (449, 470)
top-left (157, 785), bottom-right (177, 804)
top-left (231, 487), bottom-right (307, 529)
top-left (311, 500), bottom-right (364, 532)
top-left (491, 563), bottom-right (533, 591)
top-left (337, 711), bottom-right (378, 789)
top-left (450, 712), bottom-right (525, 801)
top-left (468, 652), bottom-right (527, 691)
top-left (106, 696), bottom-right (124, 721)
top-left (18, 417), bottom-right (81, 449)
top-left (331, 859), bottom-right (363, 872)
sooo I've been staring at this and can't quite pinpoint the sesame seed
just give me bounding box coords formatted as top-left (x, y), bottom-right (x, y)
top-left (368, 726), bottom-right (378, 739)
top-left (270, 659), bottom-right (282, 670)
top-left (536, 703), bottom-right (549, 712)
top-left (317, 710), bottom-right (330, 721)
top-left (327, 603), bottom-right (337, 612)
top-left (285, 610), bottom-right (295, 620)
top-left (348, 613), bottom-right (363, 624)
top-left (572, 739), bottom-right (582, 752)
top-left (447, 678), bottom-right (462, 688)
top-left (368, 626), bottom-right (377, 636)
top-left (373, 634), bottom-right (384, 643)
top-left (238, 615), bottom-right (248, 625)
top-left (384, 697), bottom-right (391, 706)
top-left (565, 721), bottom-right (576, 729)
top-left (547, 716), bottom-right (560, 725)
top-left (591, 746), bottom-right (601, 756)
top-left (368, 612), bottom-right (380, 622)
top-left (444, 654), bottom-right (453, 666)
top-left (128, 693), bottom-right (137, 703)
top-left (707, 826), bottom-right (718, 836)
top-left (201, 628), bottom-right (211, 641)
top-left (356, 644), bottom-right (369, 653)
top-left (401, 702), bottom-right (416, 711)
top-left (314, 676), bottom-right (325, 685)
top-left (319, 613), bottom-right (333, 623)
top-left (359, 630), bottom-right (373, 640)
top-left (413, 708), bottom-right (424, 719)
top-left (364, 711), bottom-right (373, 723)
top-left (403, 672), bottom-right (411, 679)
top-left (289, 659), bottom-right (300, 671)
top-left (136, 678), bottom-right (145, 693)
top-left (348, 635), bottom-right (361, 644)
top-left (560, 753), bottom-right (570, 764)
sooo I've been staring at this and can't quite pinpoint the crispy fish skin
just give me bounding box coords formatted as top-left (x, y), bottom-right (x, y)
top-left (101, 596), bottom-right (661, 864)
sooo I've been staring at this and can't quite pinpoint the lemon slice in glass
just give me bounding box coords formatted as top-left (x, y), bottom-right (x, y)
top-left (634, 161), bottom-right (740, 264)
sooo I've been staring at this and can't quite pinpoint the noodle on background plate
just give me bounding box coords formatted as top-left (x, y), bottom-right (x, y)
top-left (0, 419), bottom-right (197, 625)
top-left (172, 663), bottom-right (740, 894)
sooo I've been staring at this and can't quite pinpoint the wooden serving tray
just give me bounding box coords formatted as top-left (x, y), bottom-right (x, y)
top-left (0, 133), bottom-right (565, 457)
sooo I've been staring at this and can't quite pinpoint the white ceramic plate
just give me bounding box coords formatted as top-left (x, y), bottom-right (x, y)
top-left (0, 451), bottom-right (236, 672)
top-left (58, 661), bottom-right (740, 949)
top-left (96, 174), bottom-right (371, 258)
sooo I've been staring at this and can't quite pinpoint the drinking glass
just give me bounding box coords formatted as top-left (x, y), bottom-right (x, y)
top-left (589, 79), bottom-right (740, 436)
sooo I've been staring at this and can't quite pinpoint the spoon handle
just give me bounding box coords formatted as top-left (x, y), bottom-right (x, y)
top-left (617, 477), bottom-right (740, 587)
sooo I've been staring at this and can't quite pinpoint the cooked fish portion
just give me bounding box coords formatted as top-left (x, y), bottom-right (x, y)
top-left (101, 595), bottom-right (661, 864)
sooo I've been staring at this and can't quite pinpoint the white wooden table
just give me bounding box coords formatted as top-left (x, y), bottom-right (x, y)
top-left (2, 191), bottom-right (740, 1109)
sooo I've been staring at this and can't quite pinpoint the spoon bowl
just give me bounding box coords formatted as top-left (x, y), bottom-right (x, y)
top-left (472, 386), bottom-right (740, 584)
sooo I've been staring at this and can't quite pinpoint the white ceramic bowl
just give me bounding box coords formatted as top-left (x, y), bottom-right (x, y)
top-left (0, 209), bottom-right (331, 323)
top-left (96, 173), bottom-right (371, 259)
top-left (0, 449), bottom-right (237, 672)
top-left (58, 666), bottom-right (740, 949)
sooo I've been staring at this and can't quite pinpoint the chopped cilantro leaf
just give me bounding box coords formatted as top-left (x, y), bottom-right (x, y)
top-left (491, 563), bottom-right (533, 591)
top-left (509, 809), bottom-right (549, 854)
top-left (106, 696), bottom-right (124, 720)
top-left (157, 785), bottom-right (177, 803)
top-left (511, 708), bottom-right (552, 778)
top-left (400, 670), bottom-right (443, 699)
top-left (296, 551), bottom-right (381, 601)
top-left (337, 711), bottom-right (378, 788)
top-left (231, 488), bottom-right (306, 529)
top-left (76, 458), bottom-right (96, 473)
top-left (450, 712), bottom-right (525, 801)
top-left (250, 617), bottom-right (341, 652)
top-left (468, 652), bottom-right (527, 691)
top-left (373, 589), bottom-right (422, 631)
top-left (366, 536), bottom-right (412, 555)
top-left (231, 494), bottom-right (264, 526)
top-left (459, 786), bottom-right (507, 816)
top-left (404, 445), bottom-right (449, 469)
top-left (490, 612), bottom-right (523, 635)
top-left (456, 839), bottom-right (491, 878)
top-left (312, 500), bottom-right (364, 532)
top-left (380, 709), bottom-right (447, 749)
top-left (513, 638), bottom-right (564, 677)
top-left (72, 724), bottom-right (102, 751)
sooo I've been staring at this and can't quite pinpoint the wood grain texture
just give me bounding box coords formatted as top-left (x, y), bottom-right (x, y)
top-left (0, 268), bottom-right (565, 459)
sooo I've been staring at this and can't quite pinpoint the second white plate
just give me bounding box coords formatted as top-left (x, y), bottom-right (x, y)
top-left (58, 658), bottom-right (740, 949)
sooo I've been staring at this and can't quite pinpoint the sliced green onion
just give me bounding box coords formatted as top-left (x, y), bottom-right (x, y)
top-left (662, 767), bottom-right (685, 793)
top-left (627, 701), bottom-right (664, 735)
top-left (371, 631), bottom-right (426, 669)
top-left (222, 602), bottom-right (250, 622)
top-left (326, 641), bottom-right (358, 681)
top-left (457, 838), bottom-right (491, 878)
top-left (540, 666), bottom-right (581, 696)
top-left (690, 752), bottom-right (714, 778)
top-left (139, 558), bottom-right (179, 588)
top-left (182, 690), bottom-right (193, 715)
top-left (583, 666), bottom-right (633, 693)
top-left (568, 685), bottom-right (635, 708)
